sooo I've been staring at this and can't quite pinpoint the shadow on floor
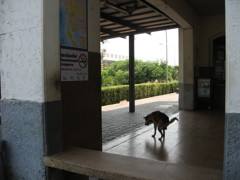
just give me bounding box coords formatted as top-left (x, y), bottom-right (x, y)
top-left (103, 109), bottom-right (225, 170)
top-left (102, 101), bottom-right (178, 143)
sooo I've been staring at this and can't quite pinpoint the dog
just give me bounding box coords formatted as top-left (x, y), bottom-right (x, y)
top-left (144, 111), bottom-right (178, 140)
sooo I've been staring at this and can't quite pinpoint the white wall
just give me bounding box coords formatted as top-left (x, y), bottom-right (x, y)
top-left (0, 0), bottom-right (44, 102)
top-left (0, 0), bottom-right (62, 102)
top-left (226, 0), bottom-right (240, 113)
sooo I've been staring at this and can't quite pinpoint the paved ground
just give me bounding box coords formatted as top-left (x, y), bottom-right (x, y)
top-left (103, 108), bottom-right (224, 171)
top-left (102, 93), bottom-right (179, 144)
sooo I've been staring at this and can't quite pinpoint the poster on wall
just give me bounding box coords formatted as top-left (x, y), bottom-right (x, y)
top-left (60, 0), bottom-right (87, 50)
top-left (60, 0), bottom-right (88, 81)
top-left (197, 78), bottom-right (211, 98)
top-left (61, 48), bottom-right (88, 81)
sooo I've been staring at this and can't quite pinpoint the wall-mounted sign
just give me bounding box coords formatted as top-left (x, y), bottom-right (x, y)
top-left (197, 78), bottom-right (211, 98)
top-left (60, 0), bottom-right (88, 81)
top-left (60, 0), bottom-right (87, 50)
top-left (61, 48), bottom-right (88, 81)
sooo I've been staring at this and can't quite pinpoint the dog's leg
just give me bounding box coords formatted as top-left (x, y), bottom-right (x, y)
top-left (152, 124), bottom-right (157, 137)
top-left (157, 124), bottom-right (164, 140)
top-left (158, 129), bottom-right (163, 141)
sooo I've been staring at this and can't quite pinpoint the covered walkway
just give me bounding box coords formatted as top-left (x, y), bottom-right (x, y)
top-left (102, 94), bottom-right (224, 171)
top-left (102, 93), bottom-right (179, 143)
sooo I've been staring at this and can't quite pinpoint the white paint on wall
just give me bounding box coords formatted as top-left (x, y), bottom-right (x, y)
top-left (88, 0), bottom-right (100, 53)
top-left (0, 0), bottom-right (44, 102)
top-left (0, 0), bottom-right (42, 34)
top-left (0, 0), bottom-right (62, 102)
top-left (43, 0), bottom-right (61, 102)
top-left (1, 28), bottom-right (44, 102)
top-left (226, 0), bottom-right (240, 113)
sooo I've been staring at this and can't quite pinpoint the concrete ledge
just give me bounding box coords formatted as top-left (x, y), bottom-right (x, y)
top-left (44, 147), bottom-right (222, 180)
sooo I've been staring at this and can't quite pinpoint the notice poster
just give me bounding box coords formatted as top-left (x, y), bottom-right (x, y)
top-left (60, 0), bottom-right (88, 81)
top-left (197, 78), bottom-right (210, 98)
top-left (60, 0), bottom-right (87, 50)
top-left (61, 48), bottom-right (88, 81)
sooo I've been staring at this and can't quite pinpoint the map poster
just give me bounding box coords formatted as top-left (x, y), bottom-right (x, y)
top-left (60, 0), bottom-right (87, 50)
top-left (61, 48), bottom-right (88, 81)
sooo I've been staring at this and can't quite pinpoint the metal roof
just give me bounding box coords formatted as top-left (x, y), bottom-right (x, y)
top-left (100, 0), bottom-right (180, 40)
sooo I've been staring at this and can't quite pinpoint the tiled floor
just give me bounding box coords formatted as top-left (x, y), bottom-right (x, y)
top-left (102, 93), bottom-right (179, 143)
top-left (103, 109), bottom-right (225, 170)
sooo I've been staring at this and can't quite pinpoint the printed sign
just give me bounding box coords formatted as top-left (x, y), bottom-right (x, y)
top-left (197, 78), bottom-right (210, 98)
top-left (61, 48), bottom-right (88, 81)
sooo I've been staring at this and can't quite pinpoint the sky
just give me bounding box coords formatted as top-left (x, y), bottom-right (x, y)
top-left (101, 28), bottom-right (179, 66)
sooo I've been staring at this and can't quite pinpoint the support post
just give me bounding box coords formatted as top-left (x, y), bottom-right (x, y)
top-left (178, 28), bottom-right (194, 110)
top-left (129, 34), bottom-right (135, 112)
top-left (224, 0), bottom-right (240, 179)
top-left (0, 0), bottom-right (62, 179)
top-left (166, 30), bottom-right (168, 82)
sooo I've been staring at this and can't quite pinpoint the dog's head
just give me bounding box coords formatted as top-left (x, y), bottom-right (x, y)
top-left (144, 114), bottom-right (153, 126)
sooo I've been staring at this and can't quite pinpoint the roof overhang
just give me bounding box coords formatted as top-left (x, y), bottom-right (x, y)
top-left (100, 0), bottom-right (180, 40)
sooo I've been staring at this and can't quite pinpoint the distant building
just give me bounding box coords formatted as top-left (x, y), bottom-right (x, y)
top-left (104, 53), bottom-right (128, 61)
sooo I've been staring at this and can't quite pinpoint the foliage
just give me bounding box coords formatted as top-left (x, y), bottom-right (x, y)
top-left (101, 59), bottom-right (178, 87)
top-left (168, 65), bottom-right (179, 81)
top-left (102, 85), bottom-right (129, 105)
top-left (101, 82), bottom-right (179, 105)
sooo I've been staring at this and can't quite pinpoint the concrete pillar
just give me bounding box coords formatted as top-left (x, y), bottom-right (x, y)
top-left (0, 0), bottom-right (62, 179)
top-left (224, 0), bottom-right (240, 178)
top-left (178, 28), bottom-right (194, 110)
top-left (61, 0), bottom-right (102, 150)
top-left (129, 34), bottom-right (135, 113)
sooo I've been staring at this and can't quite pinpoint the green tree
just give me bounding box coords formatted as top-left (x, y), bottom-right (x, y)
top-left (113, 70), bottom-right (129, 85)
top-left (169, 66), bottom-right (179, 81)
top-left (101, 59), bottom-right (178, 87)
top-left (101, 70), bottom-right (114, 86)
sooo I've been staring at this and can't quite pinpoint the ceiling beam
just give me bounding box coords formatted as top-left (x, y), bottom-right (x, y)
top-left (129, 15), bottom-right (167, 23)
top-left (103, 7), bottom-right (152, 17)
top-left (101, 24), bottom-right (180, 41)
top-left (100, 27), bottom-right (121, 36)
top-left (104, 0), bottom-right (130, 15)
top-left (136, 19), bottom-right (172, 26)
top-left (101, 12), bottom-right (147, 31)
top-left (139, 0), bottom-right (178, 25)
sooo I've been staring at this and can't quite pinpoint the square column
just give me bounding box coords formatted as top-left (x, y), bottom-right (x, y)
top-left (0, 0), bottom-right (62, 179)
top-left (129, 34), bottom-right (135, 113)
top-left (224, 0), bottom-right (240, 179)
top-left (179, 28), bottom-right (194, 110)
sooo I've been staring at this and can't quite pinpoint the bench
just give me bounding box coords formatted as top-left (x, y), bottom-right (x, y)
top-left (44, 147), bottom-right (222, 180)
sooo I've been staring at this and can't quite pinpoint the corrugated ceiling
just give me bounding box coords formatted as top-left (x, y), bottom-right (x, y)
top-left (100, 0), bottom-right (225, 40)
top-left (100, 0), bottom-right (179, 40)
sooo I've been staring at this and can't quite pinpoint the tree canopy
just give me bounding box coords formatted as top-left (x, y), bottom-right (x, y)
top-left (101, 60), bottom-right (178, 87)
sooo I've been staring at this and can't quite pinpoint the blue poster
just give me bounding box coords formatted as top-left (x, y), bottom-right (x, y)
top-left (60, 0), bottom-right (87, 50)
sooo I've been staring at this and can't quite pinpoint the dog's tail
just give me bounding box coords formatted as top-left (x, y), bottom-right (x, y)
top-left (167, 117), bottom-right (178, 126)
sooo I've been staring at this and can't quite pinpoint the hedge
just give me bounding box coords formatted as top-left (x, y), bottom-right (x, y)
top-left (101, 82), bottom-right (179, 106)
